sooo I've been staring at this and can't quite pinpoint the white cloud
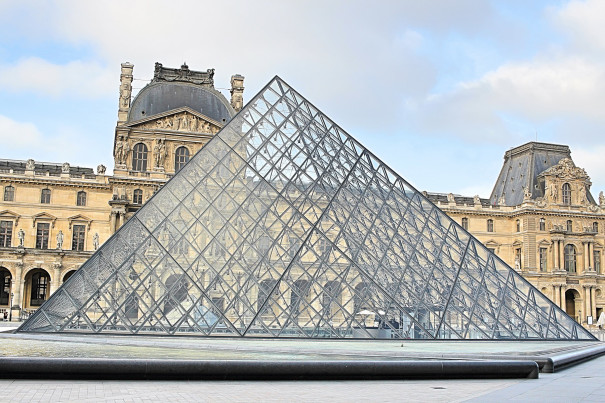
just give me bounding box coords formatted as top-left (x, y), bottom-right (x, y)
top-left (0, 115), bottom-right (43, 150)
top-left (552, 0), bottom-right (605, 54)
top-left (0, 58), bottom-right (114, 98)
top-left (407, 55), bottom-right (605, 143)
top-left (572, 145), bottom-right (605, 195)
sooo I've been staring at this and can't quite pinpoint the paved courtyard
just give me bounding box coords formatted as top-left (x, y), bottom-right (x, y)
top-left (0, 354), bottom-right (604, 402)
top-left (1, 325), bottom-right (604, 402)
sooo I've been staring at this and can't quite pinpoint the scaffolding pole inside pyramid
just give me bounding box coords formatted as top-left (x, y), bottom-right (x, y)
top-left (18, 77), bottom-right (595, 340)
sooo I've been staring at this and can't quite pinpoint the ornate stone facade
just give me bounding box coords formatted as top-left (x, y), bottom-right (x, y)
top-left (428, 142), bottom-right (605, 328)
top-left (0, 62), bottom-right (244, 319)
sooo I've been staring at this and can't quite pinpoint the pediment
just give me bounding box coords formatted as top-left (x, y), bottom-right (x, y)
top-left (68, 214), bottom-right (92, 229)
top-left (537, 238), bottom-right (551, 247)
top-left (125, 107), bottom-right (222, 134)
top-left (0, 210), bottom-right (21, 225)
top-left (32, 212), bottom-right (57, 228)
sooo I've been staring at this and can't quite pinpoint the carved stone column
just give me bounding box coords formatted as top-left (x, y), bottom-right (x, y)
top-left (588, 242), bottom-right (593, 271)
top-left (584, 286), bottom-right (590, 323)
top-left (12, 262), bottom-right (24, 311)
top-left (584, 242), bottom-right (590, 274)
top-left (560, 286), bottom-right (566, 311)
top-left (554, 240), bottom-right (560, 270)
top-left (591, 286), bottom-right (597, 319)
top-left (559, 240), bottom-right (565, 270)
top-left (110, 212), bottom-right (117, 234)
top-left (51, 262), bottom-right (61, 296)
top-left (553, 284), bottom-right (560, 306)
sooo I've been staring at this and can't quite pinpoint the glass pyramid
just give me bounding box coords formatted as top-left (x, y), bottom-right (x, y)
top-left (19, 77), bottom-right (594, 340)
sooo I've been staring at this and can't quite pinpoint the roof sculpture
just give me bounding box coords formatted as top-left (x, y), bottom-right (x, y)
top-left (19, 77), bottom-right (594, 340)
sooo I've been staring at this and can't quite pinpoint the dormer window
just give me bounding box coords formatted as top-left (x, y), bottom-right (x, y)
top-left (562, 183), bottom-right (571, 205)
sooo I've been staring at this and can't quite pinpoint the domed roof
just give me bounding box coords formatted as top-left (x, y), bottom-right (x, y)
top-left (128, 81), bottom-right (235, 124)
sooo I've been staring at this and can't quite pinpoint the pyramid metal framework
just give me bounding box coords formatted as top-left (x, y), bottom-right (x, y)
top-left (20, 77), bottom-right (594, 340)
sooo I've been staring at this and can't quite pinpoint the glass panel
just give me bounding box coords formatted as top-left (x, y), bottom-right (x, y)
top-left (18, 77), bottom-right (593, 340)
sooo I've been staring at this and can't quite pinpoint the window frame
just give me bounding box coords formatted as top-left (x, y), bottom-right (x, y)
top-left (539, 247), bottom-right (547, 272)
top-left (40, 188), bottom-right (51, 204)
top-left (174, 146), bottom-right (190, 172)
top-left (76, 190), bottom-right (87, 207)
top-left (35, 222), bottom-right (50, 249)
top-left (133, 189), bottom-right (143, 205)
top-left (461, 217), bottom-right (468, 230)
top-left (0, 220), bottom-right (13, 248)
top-left (3, 185), bottom-right (15, 202)
top-left (132, 143), bottom-right (148, 172)
top-left (562, 183), bottom-right (571, 205)
top-left (564, 244), bottom-right (576, 273)
top-left (487, 219), bottom-right (494, 233)
top-left (539, 218), bottom-right (546, 231)
top-left (30, 270), bottom-right (50, 306)
top-left (71, 224), bottom-right (86, 251)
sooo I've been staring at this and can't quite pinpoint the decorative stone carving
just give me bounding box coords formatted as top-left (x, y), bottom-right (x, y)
top-left (599, 191), bottom-right (604, 207)
top-left (578, 185), bottom-right (587, 205)
top-left (17, 228), bottom-right (25, 247)
top-left (153, 138), bottom-right (167, 169)
top-left (96, 164), bottom-right (106, 175)
top-left (115, 136), bottom-right (130, 166)
top-left (473, 195), bottom-right (480, 205)
top-left (93, 233), bottom-right (100, 250)
top-left (25, 159), bottom-right (35, 170)
top-left (498, 194), bottom-right (506, 205)
top-left (447, 193), bottom-right (455, 203)
top-left (152, 62), bottom-right (214, 86)
top-left (62, 162), bottom-right (70, 174)
top-left (540, 158), bottom-right (590, 182)
top-left (523, 186), bottom-right (531, 200)
top-left (56, 230), bottom-right (64, 249)
top-left (137, 112), bottom-right (219, 134)
top-left (548, 181), bottom-right (558, 203)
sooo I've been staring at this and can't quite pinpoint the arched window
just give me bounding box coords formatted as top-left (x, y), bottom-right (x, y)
top-left (487, 219), bottom-right (494, 232)
top-left (133, 189), bottom-right (143, 205)
top-left (0, 268), bottom-right (11, 305)
top-left (30, 269), bottom-right (50, 306)
top-left (564, 244), bottom-right (576, 272)
top-left (562, 183), bottom-right (571, 205)
top-left (163, 274), bottom-right (188, 315)
top-left (3, 185), bottom-right (14, 202)
top-left (174, 146), bottom-right (190, 172)
top-left (516, 219), bottom-right (521, 232)
top-left (461, 217), bottom-right (468, 230)
top-left (76, 191), bottom-right (87, 206)
top-left (593, 222), bottom-right (599, 233)
top-left (539, 218), bottom-right (546, 231)
top-left (322, 280), bottom-right (341, 316)
top-left (258, 279), bottom-right (278, 316)
top-left (132, 143), bottom-right (148, 171)
top-left (566, 220), bottom-right (573, 232)
top-left (40, 188), bottom-right (51, 204)
top-left (290, 279), bottom-right (309, 318)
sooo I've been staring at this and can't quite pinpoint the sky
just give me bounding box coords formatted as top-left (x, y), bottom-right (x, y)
top-left (1, 0), bottom-right (604, 198)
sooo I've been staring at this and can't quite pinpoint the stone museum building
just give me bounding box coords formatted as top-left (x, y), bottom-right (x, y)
top-left (1, 62), bottom-right (604, 331)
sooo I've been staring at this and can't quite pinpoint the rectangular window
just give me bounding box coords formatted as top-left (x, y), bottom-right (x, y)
top-left (595, 250), bottom-right (601, 274)
top-left (539, 248), bottom-right (547, 272)
top-left (35, 223), bottom-right (50, 249)
top-left (461, 218), bottom-right (468, 230)
top-left (0, 220), bottom-right (13, 247)
top-left (40, 189), bottom-right (51, 204)
top-left (539, 218), bottom-right (546, 231)
top-left (72, 224), bottom-right (86, 251)
top-left (487, 219), bottom-right (494, 232)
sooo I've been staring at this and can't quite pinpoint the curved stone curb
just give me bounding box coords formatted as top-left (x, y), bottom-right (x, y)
top-left (0, 358), bottom-right (539, 380)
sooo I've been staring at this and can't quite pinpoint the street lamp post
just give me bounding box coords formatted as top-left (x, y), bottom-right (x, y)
top-left (9, 292), bottom-right (14, 321)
